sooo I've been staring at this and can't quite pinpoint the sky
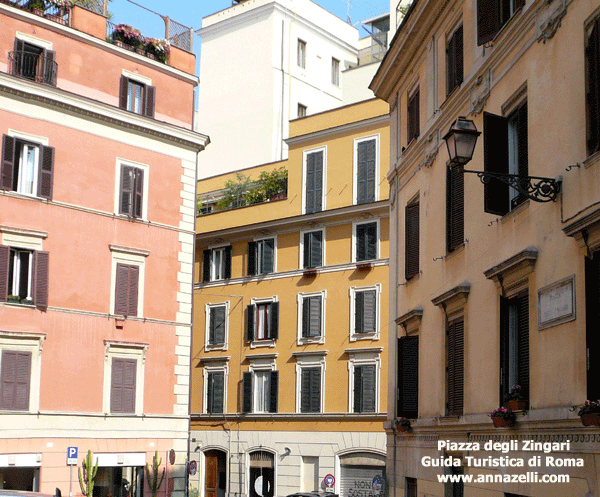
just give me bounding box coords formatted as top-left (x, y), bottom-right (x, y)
top-left (108, 0), bottom-right (390, 70)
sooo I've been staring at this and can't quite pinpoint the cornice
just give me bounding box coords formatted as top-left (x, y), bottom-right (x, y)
top-left (0, 73), bottom-right (209, 151)
top-left (431, 283), bottom-right (471, 308)
top-left (286, 114), bottom-right (389, 146)
top-left (484, 247), bottom-right (538, 281)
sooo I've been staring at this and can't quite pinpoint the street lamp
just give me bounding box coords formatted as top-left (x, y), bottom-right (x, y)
top-left (443, 116), bottom-right (481, 166)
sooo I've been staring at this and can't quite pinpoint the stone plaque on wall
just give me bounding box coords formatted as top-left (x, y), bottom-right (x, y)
top-left (538, 275), bottom-right (575, 330)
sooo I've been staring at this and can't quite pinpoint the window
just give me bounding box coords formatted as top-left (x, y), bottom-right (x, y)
top-left (446, 164), bottom-right (464, 252)
top-left (351, 363), bottom-right (378, 413)
top-left (0, 246), bottom-right (49, 307)
top-left (298, 39), bottom-right (306, 68)
top-left (203, 246), bottom-right (232, 282)
top-left (299, 366), bottom-right (321, 413)
top-left (304, 148), bottom-right (325, 214)
top-left (407, 87), bottom-right (420, 145)
top-left (1, 135), bottom-right (54, 200)
top-left (119, 75), bottom-right (155, 117)
top-left (110, 245), bottom-right (147, 318)
top-left (446, 319), bottom-right (464, 416)
top-left (444, 463), bottom-right (464, 497)
top-left (246, 301), bottom-right (279, 342)
top-left (585, 254), bottom-right (600, 401)
top-left (397, 335), bottom-right (419, 418)
top-left (110, 357), bottom-right (137, 414)
top-left (242, 370), bottom-right (279, 413)
top-left (500, 293), bottom-right (529, 408)
top-left (119, 165), bottom-right (144, 218)
top-left (477, 0), bottom-right (525, 45)
top-left (206, 370), bottom-right (225, 414)
top-left (206, 303), bottom-right (228, 349)
top-left (586, 16), bottom-right (600, 156)
top-left (103, 341), bottom-right (146, 415)
top-left (299, 292), bottom-right (324, 342)
top-left (11, 39), bottom-right (56, 86)
top-left (446, 25), bottom-right (463, 96)
top-left (405, 199), bottom-right (420, 280)
top-left (483, 101), bottom-right (528, 215)
top-left (405, 478), bottom-right (417, 497)
top-left (331, 57), bottom-right (340, 86)
top-left (354, 221), bottom-right (378, 262)
top-left (248, 238), bottom-right (275, 276)
top-left (301, 230), bottom-right (323, 269)
top-left (355, 137), bottom-right (377, 204)
top-left (351, 286), bottom-right (380, 339)
top-left (0, 350), bottom-right (31, 410)
top-left (298, 103), bottom-right (307, 118)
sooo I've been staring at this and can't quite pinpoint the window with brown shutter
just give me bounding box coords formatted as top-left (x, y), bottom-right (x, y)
top-left (405, 200), bottom-right (420, 280)
top-left (0, 246), bottom-right (49, 308)
top-left (119, 165), bottom-right (144, 218)
top-left (446, 164), bottom-right (464, 252)
top-left (10, 39), bottom-right (57, 86)
top-left (585, 254), bottom-right (600, 401)
top-left (119, 75), bottom-right (156, 117)
top-left (397, 335), bottom-right (419, 418)
top-left (407, 88), bottom-right (420, 145)
top-left (1, 135), bottom-right (55, 200)
top-left (114, 263), bottom-right (139, 317)
top-left (0, 350), bottom-right (32, 410)
top-left (110, 357), bottom-right (137, 413)
top-left (405, 478), bottom-right (417, 497)
top-left (476, 0), bottom-right (525, 46)
top-left (446, 25), bottom-right (464, 97)
top-left (586, 17), bottom-right (600, 156)
top-left (446, 319), bottom-right (464, 416)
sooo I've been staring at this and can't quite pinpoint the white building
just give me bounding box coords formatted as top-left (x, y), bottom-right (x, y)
top-left (195, 0), bottom-right (359, 178)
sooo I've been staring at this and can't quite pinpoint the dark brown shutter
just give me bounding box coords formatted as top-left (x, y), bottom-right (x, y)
top-left (398, 335), bottom-right (419, 418)
top-left (144, 86), bottom-right (156, 118)
top-left (133, 168), bottom-right (144, 218)
top-left (12, 39), bottom-right (25, 77)
top-left (483, 112), bottom-right (509, 215)
top-left (586, 19), bottom-right (600, 156)
top-left (517, 293), bottom-right (529, 406)
top-left (247, 242), bottom-right (257, 276)
top-left (446, 319), bottom-right (464, 416)
top-left (447, 26), bottom-right (463, 96)
top-left (446, 164), bottom-right (464, 252)
top-left (119, 75), bottom-right (128, 110)
top-left (0, 245), bottom-right (9, 302)
top-left (110, 358), bottom-right (136, 413)
top-left (115, 263), bottom-right (138, 317)
top-left (407, 89), bottom-right (420, 143)
top-left (119, 166), bottom-right (134, 216)
top-left (224, 246), bottom-right (232, 279)
top-left (515, 0), bottom-right (525, 10)
top-left (405, 478), bottom-right (417, 497)
top-left (208, 371), bottom-right (224, 414)
top-left (1, 350), bottom-right (31, 410)
top-left (512, 102), bottom-right (529, 209)
top-left (269, 301), bottom-right (279, 340)
top-left (246, 304), bottom-right (255, 342)
top-left (242, 371), bottom-right (252, 413)
top-left (405, 202), bottom-right (420, 280)
top-left (38, 145), bottom-right (54, 200)
top-left (43, 49), bottom-right (57, 86)
top-left (585, 255), bottom-right (600, 400)
top-left (499, 296), bottom-right (509, 403)
top-left (203, 250), bottom-right (211, 282)
top-left (477, 0), bottom-right (501, 45)
top-left (1, 135), bottom-right (15, 191)
top-left (269, 371), bottom-right (278, 413)
top-left (127, 265), bottom-right (139, 316)
top-left (34, 251), bottom-right (49, 308)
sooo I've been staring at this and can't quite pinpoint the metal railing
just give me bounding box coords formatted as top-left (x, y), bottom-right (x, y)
top-left (8, 50), bottom-right (58, 86)
top-left (0, 0), bottom-right (70, 23)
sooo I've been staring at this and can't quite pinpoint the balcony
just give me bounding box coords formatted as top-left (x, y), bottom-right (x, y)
top-left (8, 49), bottom-right (57, 86)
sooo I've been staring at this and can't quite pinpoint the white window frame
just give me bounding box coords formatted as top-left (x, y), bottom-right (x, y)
top-left (102, 340), bottom-right (147, 415)
top-left (209, 245), bottom-right (229, 281)
top-left (0, 331), bottom-right (45, 412)
top-left (7, 130), bottom-right (49, 198)
top-left (349, 284), bottom-right (382, 341)
top-left (347, 353), bottom-right (381, 413)
top-left (352, 218), bottom-right (380, 263)
top-left (353, 135), bottom-right (380, 205)
top-left (8, 248), bottom-right (34, 301)
top-left (295, 354), bottom-right (326, 414)
top-left (331, 57), bottom-right (340, 86)
top-left (298, 103), bottom-right (307, 118)
top-left (299, 228), bottom-right (326, 269)
top-left (297, 290), bottom-right (326, 345)
top-left (203, 364), bottom-right (229, 414)
top-left (205, 302), bottom-right (229, 350)
top-left (252, 236), bottom-right (277, 275)
top-left (113, 159), bottom-right (150, 220)
top-left (249, 296), bottom-right (278, 349)
top-left (298, 39), bottom-right (307, 68)
top-left (109, 245), bottom-right (149, 318)
top-left (248, 358), bottom-right (276, 414)
top-left (302, 146), bottom-right (327, 215)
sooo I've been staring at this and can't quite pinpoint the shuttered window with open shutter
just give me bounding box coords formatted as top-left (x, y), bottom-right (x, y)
top-left (110, 357), bottom-right (136, 413)
top-left (246, 302), bottom-right (278, 342)
top-left (119, 76), bottom-right (155, 117)
top-left (119, 165), bottom-right (144, 218)
top-left (397, 336), bottom-right (419, 418)
top-left (0, 245), bottom-right (9, 302)
top-left (446, 164), bottom-right (464, 252)
top-left (446, 319), bottom-right (464, 416)
top-left (500, 293), bottom-right (529, 407)
top-left (34, 250), bottom-right (49, 308)
top-left (477, 0), bottom-right (524, 46)
top-left (587, 18), bottom-right (600, 156)
top-left (356, 139), bottom-right (376, 204)
top-left (305, 150), bottom-right (323, 214)
top-left (0, 350), bottom-right (31, 410)
top-left (300, 367), bottom-right (321, 413)
top-left (353, 364), bottom-right (376, 413)
top-left (483, 112), bottom-right (510, 215)
top-left (0, 247), bottom-right (49, 307)
top-left (405, 201), bottom-right (420, 280)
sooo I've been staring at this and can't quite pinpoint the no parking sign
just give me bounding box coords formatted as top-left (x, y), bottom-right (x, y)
top-left (324, 474), bottom-right (335, 488)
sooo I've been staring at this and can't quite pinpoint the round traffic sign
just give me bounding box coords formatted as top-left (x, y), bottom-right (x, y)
top-left (188, 460), bottom-right (197, 476)
top-left (324, 474), bottom-right (335, 488)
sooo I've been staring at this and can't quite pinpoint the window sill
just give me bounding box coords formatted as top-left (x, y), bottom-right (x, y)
top-left (500, 198), bottom-right (530, 222)
top-left (584, 150), bottom-right (600, 169)
top-left (298, 337), bottom-right (325, 345)
top-left (4, 301), bottom-right (36, 309)
top-left (249, 340), bottom-right (275, 349)
top-left (350, 333), bottom-right (379, 342)
top-left (206, 344), bottom-right (228, 351)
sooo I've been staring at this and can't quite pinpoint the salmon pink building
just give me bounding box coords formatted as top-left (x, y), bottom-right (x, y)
top-left (0, 2), bottom-right (208, 496)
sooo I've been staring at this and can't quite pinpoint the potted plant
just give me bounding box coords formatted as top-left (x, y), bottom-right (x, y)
top-left (112, 24), bottom-right (144, 50)
top-left (577, 400), bottom-right (600, 427)
top-left (7, 295), bottom-right (21, 304)
top-left (144, 38), bottom-right (170, 63)
top-left (505, 385), bottom-right (526, 411)
top-left (490, 407), bottom-right (516, 428)
top-left (395, 417), bottom-right (411, 432)
top-left (26, 0), bottom-right (46, 14)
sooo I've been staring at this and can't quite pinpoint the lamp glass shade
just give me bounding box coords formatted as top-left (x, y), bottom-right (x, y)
top-left (443, 117), bottom-right (480, 165)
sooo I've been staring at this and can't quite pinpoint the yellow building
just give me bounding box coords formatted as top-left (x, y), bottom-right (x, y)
top-left (371, 0), bottom-right (600, 496)
top-left (190, 99), bottom-right (391, 497)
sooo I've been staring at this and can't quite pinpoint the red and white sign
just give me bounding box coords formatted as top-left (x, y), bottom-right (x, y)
top-left (324, 474), bottom-right (335, 488)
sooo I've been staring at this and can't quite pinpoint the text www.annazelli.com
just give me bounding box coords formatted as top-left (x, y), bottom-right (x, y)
top-left (437, 473), bottom-right (570, 484)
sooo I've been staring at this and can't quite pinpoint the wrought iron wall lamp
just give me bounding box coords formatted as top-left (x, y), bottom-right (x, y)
top-left (443, 116), bottom-right (561, 203)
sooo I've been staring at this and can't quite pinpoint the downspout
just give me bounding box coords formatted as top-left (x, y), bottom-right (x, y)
top-left (280, 19), bottom-right (285, 161)
top-left (391, 174), bottom-right (399, 497)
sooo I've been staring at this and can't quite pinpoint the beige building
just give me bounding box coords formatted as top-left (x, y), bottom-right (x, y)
top-left (191, 99), bottom-right (390, 497)
top-left (371, 0), bottom-right (600, 496)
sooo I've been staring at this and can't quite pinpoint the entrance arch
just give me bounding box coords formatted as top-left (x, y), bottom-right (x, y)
top-left (203, 449), bottom-right (227, 497)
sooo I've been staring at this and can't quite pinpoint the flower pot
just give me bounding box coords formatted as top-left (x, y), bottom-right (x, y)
top-left (397, 424), bottom-right (411, 432)
top-left (507, 400), bottom-right (526, 411)
top-left (580, 413), bottom-right (600, 427)
top-left (492, 416), bottom-right (515, 428)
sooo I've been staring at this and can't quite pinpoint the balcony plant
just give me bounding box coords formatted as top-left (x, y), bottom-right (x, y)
top-left (394, 417), bottom-right (411, 433)
top-left (26, 0), bottom-right (46, 13)
top-left (504, 385), bottom-right (526, 411)
top-left (112, 24), bottom-right (144, 50)
top-left (490, 407), bottom-right (516, 428)
top-left (144, 38), bottom-right (170, 63)
top-left (577, 400), bottom-right (600, 427)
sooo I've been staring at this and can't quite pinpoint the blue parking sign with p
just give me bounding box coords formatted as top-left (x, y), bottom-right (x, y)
top-left (67, 447), bottom-right (78, 465)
